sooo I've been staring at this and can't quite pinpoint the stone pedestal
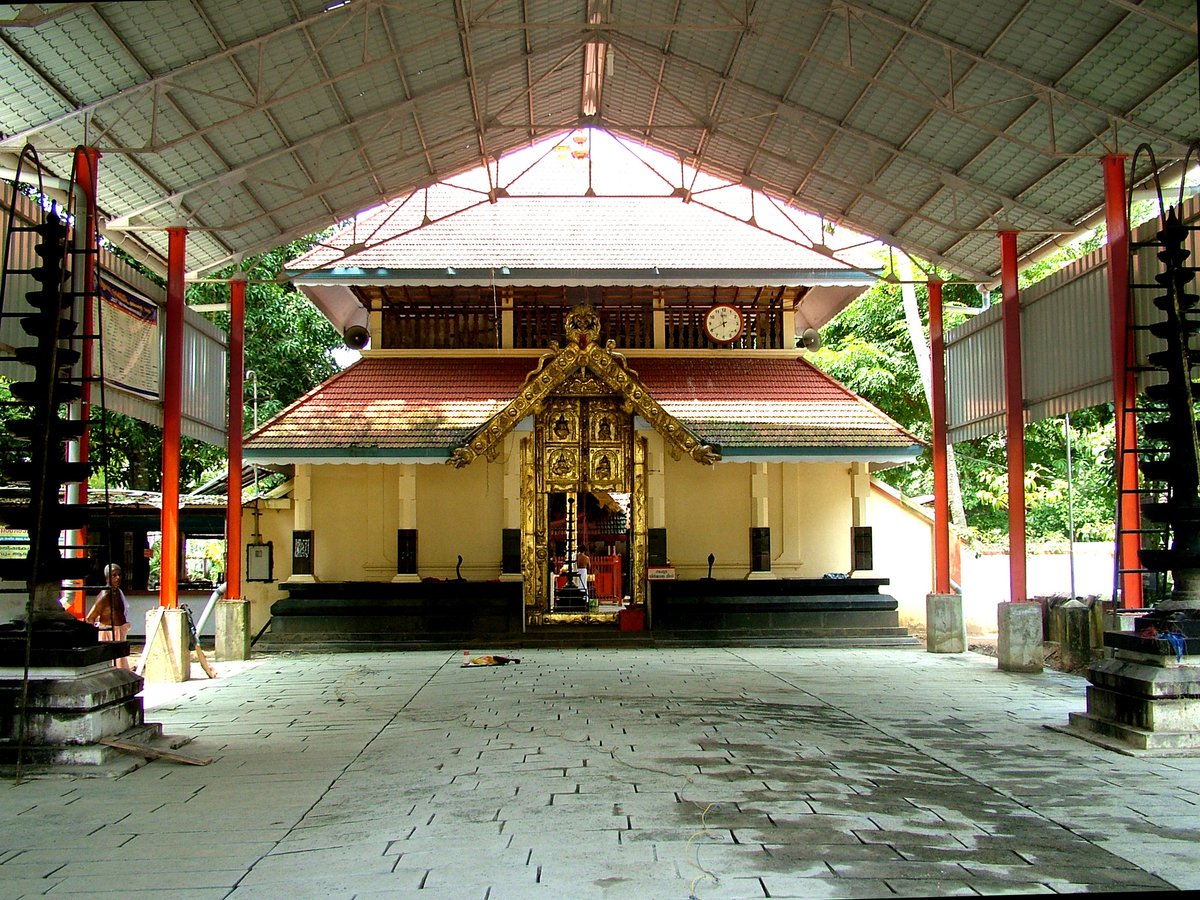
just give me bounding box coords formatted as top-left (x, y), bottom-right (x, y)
top-left (0, 627), bottom-right (154, 768)
top-left (141, 608), bottom-right (189, 683)
top-left (998, 601), bottom-right (1043, 673)
top-left (214, 599), bottom-right (251, 661)
top-left (1058, 599), bottom-right (1093, 670)
top-left (1057, 619), bottom-right (1200, 753)
top-left (925, 593), bottom-right (966, 653)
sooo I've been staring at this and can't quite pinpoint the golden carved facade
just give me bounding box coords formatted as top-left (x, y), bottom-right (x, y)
top-left (469, 305), bottom-right (713, 623)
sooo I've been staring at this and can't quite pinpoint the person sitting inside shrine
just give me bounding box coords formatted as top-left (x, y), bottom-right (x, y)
top-left (85, 563), bottom-right (131, 670)
top-left (575, 547), bottom-right (591, 597)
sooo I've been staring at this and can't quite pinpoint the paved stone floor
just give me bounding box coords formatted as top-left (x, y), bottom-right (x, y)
top-left (1, 647), bottom-right (1197, 898)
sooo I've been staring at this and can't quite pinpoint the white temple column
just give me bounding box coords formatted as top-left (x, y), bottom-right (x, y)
top-left (645, 431), bottom-right (666, 529)
top-left (500, 434), bottom-right (522, 581)
top-left (393, 463), bottom-right (420, 582)
top-left (850, 462), bottom-right (870, 528)
top-left (850, 461), bottom-right (874, 574)
top-left (774, 462), bottom-right (803, 577)
top-left (286, 463), bottom-right (316, 583)
top-left (501, 287), bottom-right (514, 350)
top-left (652, 288), bottom-right (666, 348)
top-left (748, 462), bottom-right (775, 579)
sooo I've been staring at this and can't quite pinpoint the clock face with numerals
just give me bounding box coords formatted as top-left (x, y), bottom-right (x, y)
top-left (704, 304), bottom-right (744, 344)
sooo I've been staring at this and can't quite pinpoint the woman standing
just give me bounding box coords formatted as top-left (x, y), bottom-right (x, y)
top-left (85, 563), bottom-right (131, 670)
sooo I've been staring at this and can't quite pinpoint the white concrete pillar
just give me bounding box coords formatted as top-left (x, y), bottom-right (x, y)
top-left (368, 303), bottom-right (383, 348)
top-left (393, 463), bottom-right (420, 583)
top-left (850, 462), bottom-right (870, 528)
top-left (502, 435), bottom-right (521, 530)
top-left (751, 462), bottom-right (769, 528)
top-left (652, 288), bottom-right (666, 349)
top-left (500, 434), bottom-right (522, 582)
top-left (774, 462), bottom-right (802, 577)
top-left (501, 287), bottom-right (514, 350)
top-left (645, 431), bottom-right (666, 530)
top-left (748, 462), bottom-right (774, 579)
top-left (287, 463), bottom-right (316, 583)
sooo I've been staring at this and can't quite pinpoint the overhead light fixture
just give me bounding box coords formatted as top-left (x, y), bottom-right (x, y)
top-left (500, 266), bottom-right (511, 276)
top-left (446, 266), bottom-right (456, 276)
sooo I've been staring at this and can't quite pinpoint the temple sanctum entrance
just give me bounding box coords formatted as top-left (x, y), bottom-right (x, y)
top-left (522, 392), bottom-right (647, 624)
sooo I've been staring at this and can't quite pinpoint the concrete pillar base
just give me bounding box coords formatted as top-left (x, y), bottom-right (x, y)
top-left (746, 571), bottom-right (777, 580)
top-left (926, 593), bottom-right (966, 653)
top-left (391, 573), bottom-right (421, 583)
top-left (1058, 599), bottom-right (1093, 670)
top-left (498, 573), bottom-right (523, 583)
top-left (998, 601), bottom-right (1043, 673)
top-left (214, 599), bottom-right (251, 661)
top-left (141, 608), bottom-right (189, 683)
top-left (285, 574), bottom-right (317, 584)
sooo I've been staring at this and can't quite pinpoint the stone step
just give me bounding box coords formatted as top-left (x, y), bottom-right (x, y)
top-left (0, 723), bottom-right (199, 776)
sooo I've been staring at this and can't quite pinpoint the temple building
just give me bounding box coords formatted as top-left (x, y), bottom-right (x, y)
top-left (240, 133), bottom-right (927, 644)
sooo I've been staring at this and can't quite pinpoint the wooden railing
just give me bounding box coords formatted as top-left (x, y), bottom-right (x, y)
top-left (382, 302), bottom-right (500, 349)
top-left (515, 300), bottom-right (652, 349)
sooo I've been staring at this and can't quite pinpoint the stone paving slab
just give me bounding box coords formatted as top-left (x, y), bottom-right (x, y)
top-left (0, 647), bottom-right (1197, 897)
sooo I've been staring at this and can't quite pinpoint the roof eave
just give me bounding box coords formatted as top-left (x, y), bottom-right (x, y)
top-left (288, 267), bottom-right (878, 288)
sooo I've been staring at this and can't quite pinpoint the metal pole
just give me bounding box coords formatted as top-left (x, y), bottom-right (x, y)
top-left (160, 226), bottom-right (186, 609)
top-left (999, 231), bottom-right (1027, 603)
top-left (1065, 413), bottom-right (1077, 600)
top-left (928, 279), bottom-right (951, 594)
top-left (226, 276), bottom-right (245, 601)
top-left (1103, 154), bottom-right (1143, 608)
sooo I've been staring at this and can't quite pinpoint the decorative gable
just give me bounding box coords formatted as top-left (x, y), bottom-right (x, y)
top-left (449, 305), bottom-right (720, 468)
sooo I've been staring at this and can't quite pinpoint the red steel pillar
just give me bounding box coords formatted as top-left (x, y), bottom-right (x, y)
top-left (70, 146), bottom-right (100, 617)
top-left (1104, 154), bottom-right (1143, 608)
top-left (226, 275), bottom-right (246, 601)
top-left (928, 279), bottom-right (951, 594)
top-left (1000, 231), bottom-right (1027, 603)
top-left (160, 226), bottom-right (187, 609)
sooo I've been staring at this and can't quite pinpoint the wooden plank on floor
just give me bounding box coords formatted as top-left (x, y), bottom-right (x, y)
top-left (98, 737), bottom-right (212, 766)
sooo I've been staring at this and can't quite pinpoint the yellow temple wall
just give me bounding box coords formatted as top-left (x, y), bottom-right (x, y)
top-left (415, 459), bottom-right (506, 579)
top-left (237, 456), bottom-right (928, 627)
top-left (237, 498), bottom-right (296, 636)
top-left (661, 458), bottom-right (856, 579)
top-left (662, 456), bottom-right (750, 577)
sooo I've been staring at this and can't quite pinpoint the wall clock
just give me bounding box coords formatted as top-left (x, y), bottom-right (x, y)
top-left (704, 303), bottom-right (744, 345)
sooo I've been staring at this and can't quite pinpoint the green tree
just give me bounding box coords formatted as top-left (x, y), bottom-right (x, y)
top-left (85, 238), bottom-right (341, 491)
top-left (188, 240), bottom-right (342, 431)
top-left (811, 244), bottom-right (1117, 547)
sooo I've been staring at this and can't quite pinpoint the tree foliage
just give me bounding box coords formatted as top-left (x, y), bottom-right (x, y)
top-left (85, 238), bottom-right (341, 492)
top-left (810, 247), bottom-right (1117, 548)
top-left (188, 240), bottom-right (342, 431)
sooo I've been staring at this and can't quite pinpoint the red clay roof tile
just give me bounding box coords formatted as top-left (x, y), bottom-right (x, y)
top-left (244, 356), bottom-right (920, 458)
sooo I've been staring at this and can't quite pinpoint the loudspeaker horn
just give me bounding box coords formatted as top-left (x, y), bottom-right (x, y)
top-left (343, 323), bottom-right (370, 350)
top-left (799, 327), bottom-right (822, 351)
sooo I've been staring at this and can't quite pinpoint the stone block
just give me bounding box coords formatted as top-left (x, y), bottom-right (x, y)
top-left (1058, 600), bottom-right (1093, 669)
top-left (925, 593), bottom-right (966, 653)
top-left (141, 608), bottom-right (189, 683)
top-left (0, 667), bottom-right (147, 764)
top-left (215, 599), bottom-right (251, 661)
top-left (997, 601), bottom-right (1043, 673)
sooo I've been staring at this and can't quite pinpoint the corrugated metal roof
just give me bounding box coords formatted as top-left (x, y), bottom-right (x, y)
top-left (0, 0), bottom-right (1188, 284)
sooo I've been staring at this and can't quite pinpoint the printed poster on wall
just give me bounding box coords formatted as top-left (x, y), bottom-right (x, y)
top-left (93, 277), bottom-right (159, 399)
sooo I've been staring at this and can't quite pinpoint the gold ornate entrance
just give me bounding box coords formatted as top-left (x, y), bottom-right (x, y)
top-left (521, 389), bottom-right (643, 623)
top-left (450, 304), bottom-right (719, 626)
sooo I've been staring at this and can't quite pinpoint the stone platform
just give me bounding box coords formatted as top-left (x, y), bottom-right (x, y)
top-left (0, 628), bottom-right (155, 770)
top-left (262, 577), bottom-right (916, 649)
top-left (1057, 613), bottom-right (1200, 754)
